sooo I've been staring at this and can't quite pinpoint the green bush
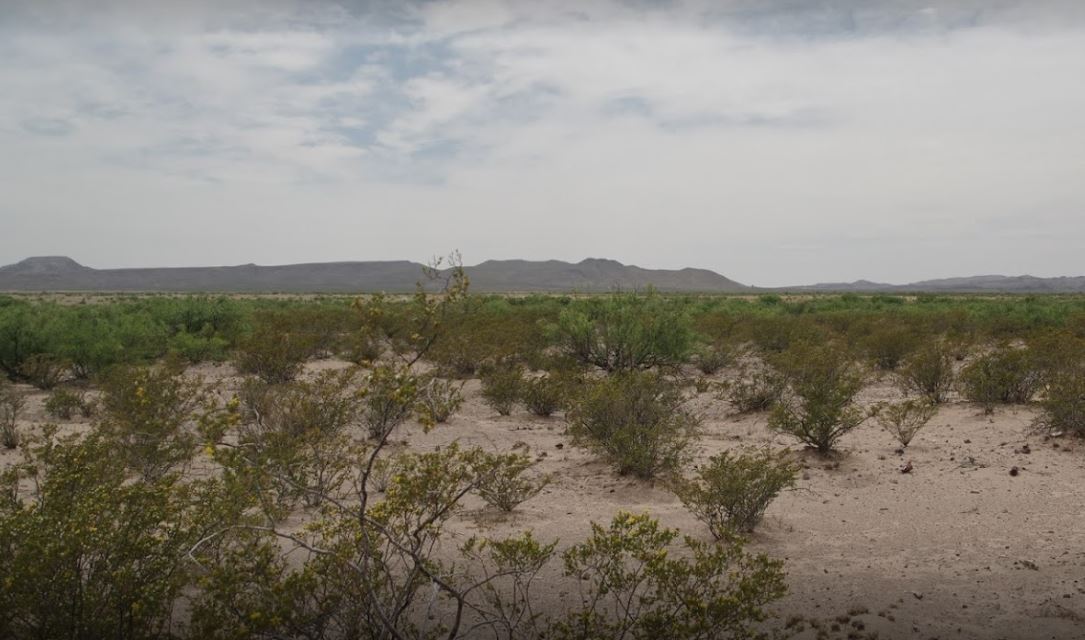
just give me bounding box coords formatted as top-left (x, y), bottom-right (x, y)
top-left (473, 451), bottom-right (550, 512)
top-left (414, 375), bottom-right (464, 425)
top-left (722, 367), bottom-right (786, 413)
top-left (958, 347), bottom-right (1040, 413)
top-left (481, 363), bottom-right (524, 416)
top-left (567, 371), bottom-right (698, 479)
top-left (0, 384), bottom-right (25, 449)
top-left (768, 344), bottom-right (867, 454)
top-left (521, 372), bottom-right (571, 417)
top-left (672, 448), bottom-right (797, 535)
top-left (873, 398), bottom-right (937, 447)
top-left (861, 325), bottom-right (918, 371)
top-left (44, 387), bottom-right (94, 420)
top-left (97, 365), bottom-right (206, 481)
top-left (549, 292), bottom-right (693, 372)
top-left (362, 364), bottom-right (420, 440)
top-left (1033, 368), bottom-right (1085, 438)
top-left (17, 354), bottom-right (69, 390)
top-left (233, 311), bottom-right (318, 384)
top-left (897, 341), bottom-right (956, 403)
top-left (554, 511), bottom-right (787, 639)
top-left (695, 344), bottom-right (731, 375)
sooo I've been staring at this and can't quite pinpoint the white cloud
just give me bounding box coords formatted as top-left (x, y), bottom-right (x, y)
top-left (1, 1), bottom-right (1085, 285)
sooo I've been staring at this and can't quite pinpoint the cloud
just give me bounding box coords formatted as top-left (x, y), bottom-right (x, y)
top-left (1, 0), bottom-right (1084, 285)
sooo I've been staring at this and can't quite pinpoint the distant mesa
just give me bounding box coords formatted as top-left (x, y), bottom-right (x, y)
top-left (0, 256), bottom-right (749, 293)
top-left (2, 256), bottom-right (1082, 294)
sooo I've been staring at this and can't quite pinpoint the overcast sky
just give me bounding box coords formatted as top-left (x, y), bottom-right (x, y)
top-left (2, 0), bottom-right (1084, 286)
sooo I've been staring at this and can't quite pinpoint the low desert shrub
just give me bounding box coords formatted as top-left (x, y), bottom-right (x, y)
top-left (0, 384), bottom-right (25, 449)
top-left (18, 354), bottom-right (68, 390)
top-left (695, 344), bottom-right (731, 375)
top-left (873, 398), bottom-right (937, 447)
top-left (672, 448), bottom-right (797, 535)
top-left (414, 375), bottom-right (464, 425)
top-left (233, 311), bottom-right (318, 384)
top-left (362, 364), bottom-right (420, 440)
top-left (97, 365), bottom-right (206, 481)
top-left (898, 342), bottom-right (956, 403)
top-left (722, 368), bottom-right (787, 413)
top-left (958, 347), bottom-right (1040, 413)
top-left (768, 344), bottom-right (867, 454)
top-left (861, 325), bottom-right (918, 371)
top-left (553, 511), bottom-right (787, 640)
top-left (481, 363), bottom-right (524, 416)
top-left (1034, 368), bottom-right (1085, 438)
top-left (567, 371), bottom-right (698, 479)
top-left (549, 292), bottom-right (694, 372)
top-left (521, 373), bottom-right (570, 417)
top-left (473, 451), bottom-right (550, 512)
top-left (43, 387), bottom-right (94, 420)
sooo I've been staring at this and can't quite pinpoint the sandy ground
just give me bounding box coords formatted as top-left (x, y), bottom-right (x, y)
top-left (4, 360), bottom-right (1085, 640)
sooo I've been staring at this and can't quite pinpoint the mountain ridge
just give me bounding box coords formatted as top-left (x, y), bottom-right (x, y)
top-left (0, 256), bottom-right (748, 293)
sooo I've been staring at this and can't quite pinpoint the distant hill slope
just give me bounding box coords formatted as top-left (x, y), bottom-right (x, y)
top-left (788, 275), bottom-right (1085, 294)
top-left (0, 256), bottom-right (749, 293)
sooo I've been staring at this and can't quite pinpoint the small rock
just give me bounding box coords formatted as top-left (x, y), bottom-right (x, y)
top-left (912, 592), bottom-right (924, 600)
top-left (555, 443), bottom-right (564, 449)
top-left (900, 460), bottom-right (913, 474)
top-left (1009, 466), bottom-right (1019, 477)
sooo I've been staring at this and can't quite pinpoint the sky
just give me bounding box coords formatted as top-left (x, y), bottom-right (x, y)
top-left (1, 0), bottom-right (1084, 287)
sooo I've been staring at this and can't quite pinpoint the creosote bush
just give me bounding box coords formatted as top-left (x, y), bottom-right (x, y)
top-left (43, 387), bottom-right (94, 420)
top-left (97, 365), bottom-right (207, 481)
top-left (480, 362), bottom-right (524, 416)
top-left (958, 347), bottom-right (1040, 413)
top-left (17, 354), bottom-right (69, 390)
top-left (521, 372), bottom-right (571, 417)
top-left (695, 344), bottom-right (731, 375)
top-left (549, 291), bottom-right (693, 372)
top-left (554, 511), bottom-right (787, 640)
top-left (414, 375), bottom-right (464, 424)
top-left (672, 448), bottom-right (797, 535)
top-left (873, 398), bottom-right (938, 448)
top-left (898, 342), bottom-right (956, 403)
top-left (473, 451), bottom-right (550, 512)
top-left (362, 363), bottom-right (420, 438)
top-left (861, 325), bottom-right (918, 371)
top-left (722, 367), bottom-right (786, 413)
top-left (567, 371), bottom-right (698, 479)
top-left (0, 384), bottom-right (25, 449)
top-left (1034, 367), bottom-right (1085, 438)
top-left (768, 344), bottom-right (867, 454)
top-left (233, 311), bottom-right (319, 384)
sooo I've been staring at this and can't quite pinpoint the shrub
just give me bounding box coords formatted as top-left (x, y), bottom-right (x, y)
top-left (18, 354), bottom-right (69, 390)
top-left (233, 311), bottom-right (318, 384)
top-left (43, 387), bottom-right (93, 420)
top-left (414, 375), bottom-right (464, 425)
top-left (768, 344), bottom-right (867, 454)
top-left (549, 292), bottom-right (694, 371)
top-left (722, 367), bottom-right (786, 413)
top-left (521, 373), bottom-right (570, 417)
top-left (898, 342), bottom-right (956, 403)
top-left (873, 398), bottom-right (937, 447)
top-left (1033, 368), bottom-right (1085, 438)
top-left (554, 512), bottom-right (787, 640)
top-left (567, 371), bottom-right (698, 479)
top-left (97, 365), bottom-right (206, 481)
top-left (958, 347), bottom-right (1040, 413)
top-left (672, 448), bottom-right (797, 535)
top-left (695, 344), bottom-right (731, 375)
top-left (861, 325), bottom-right (918, 371)
top-left (0, 430), bottom-right (216, 640)
top-left (0, 385), bottom-right (25, 449)
top-left (473, 451), bottom-right (550, 512)
top-left (167, 330), bottom-right (230, 363)
top-left (362, 364), bottom-right (419, 440)
top-left (230, 369), bottom-right (364, 509)
top-left (481, 363), bottom-right (524, 416)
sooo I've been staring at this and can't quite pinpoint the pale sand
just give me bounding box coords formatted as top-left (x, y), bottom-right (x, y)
top-left (4, 359), bottom-right (1084, 639)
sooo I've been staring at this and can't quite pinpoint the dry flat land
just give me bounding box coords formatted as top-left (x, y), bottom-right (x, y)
top-left (4, 357), bottom-right (1084, 640)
